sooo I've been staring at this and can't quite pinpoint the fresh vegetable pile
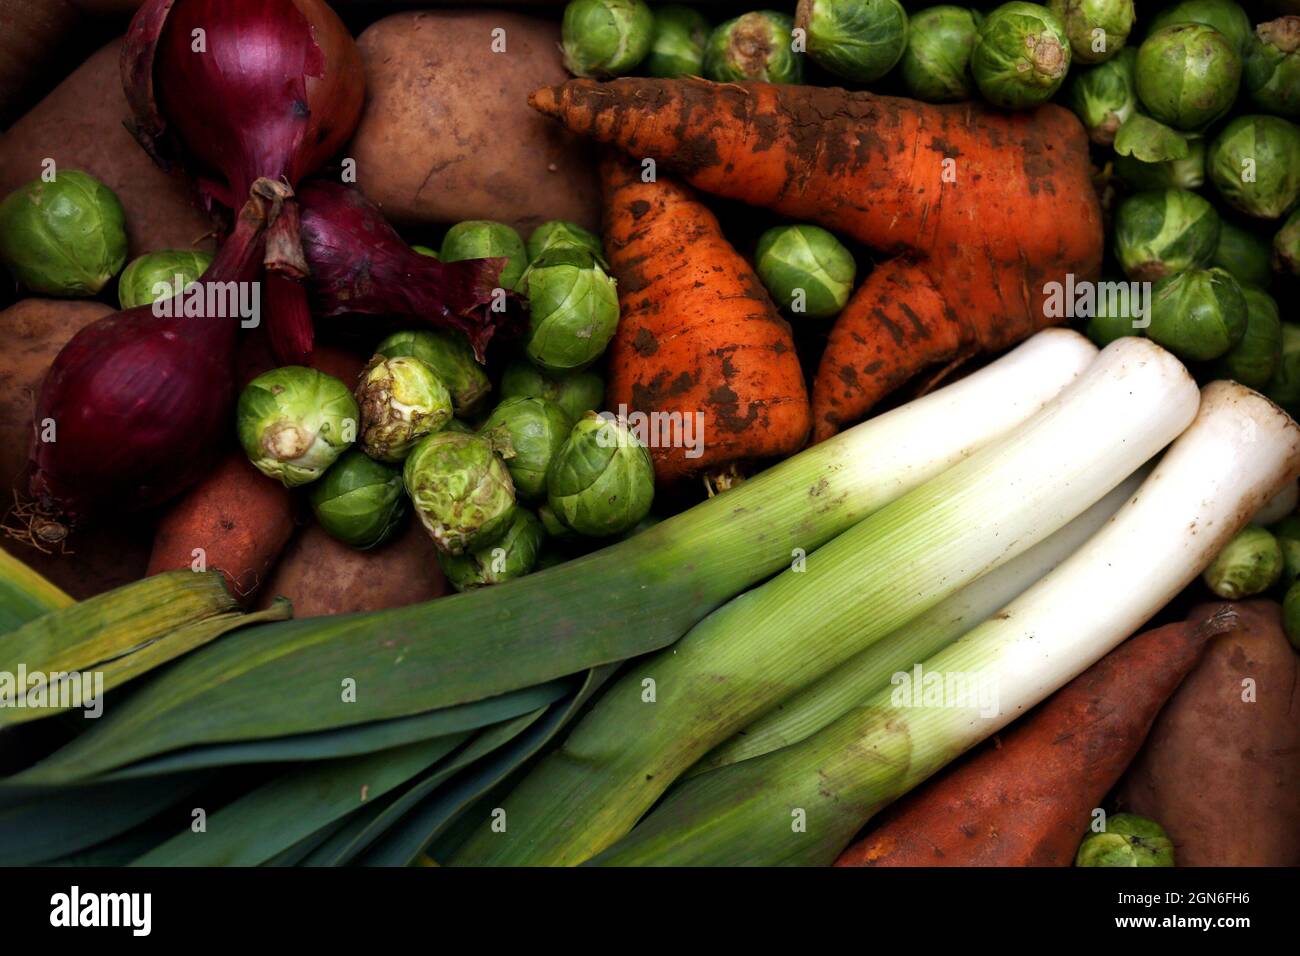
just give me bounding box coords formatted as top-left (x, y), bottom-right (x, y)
top-left (0, 0), bottom-right (1297, 872)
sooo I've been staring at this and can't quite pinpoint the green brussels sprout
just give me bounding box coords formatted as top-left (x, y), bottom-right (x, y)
top-left (1275, 208), bottom-right (1300, 277)
top-left (755, 224), bottom-right (856, 319)
top-left (526, 220), bottom-right (604, 264)
top-left (355, 355), bottom-right (453, 463)
top-left (1112, 113), bottom-right (1196, 164)
top-left (1203, 525), bottom-right (1283, 599)
top-left (1146, 267), bottom-right (1247, 361)
top-left (1266, 322), bottom-right (1300, 414)
top-left (237, 367), bottom-right (359, 487)
top-left (1273, 514), bottom-right (1300, 583)
top-left (645, 4), bottom-right (710, 78)
top-left (411, 244), bottom-right (439, 259)
top-left (796, 0), bottom-right (909, 84)
top-left (1244, 17), bottom-right (1300, 119)
top-left (547, 412), bottom-right (655, 537)
top-left (440, 220), bottom-right (528, 291)
top-left (1075, 814), bottom-right (1175, 867)
top-left (522, 246), bottom-right (621, 373)
top-left (375, 329), bottom-right (491, 418)
top-left (1083, 280), bottom-right (1144, 347)
top-left (1283, 579), bottom-right (1300, 651)
top-left (437, 507), bottom-right (545, 592)
top-left (117, 249), bottom-right (213, 309)
top-left (0, 170), bottom-right (127, 297)
top-left (1215, 285), bottom-right (1282, 388)
top-left (1212, 220), bottom-right (1274, 286)
top-left (561, 0), bottom-right (654, 78)
top-left (480, 396), bottom-right (573, 502)
top-left (500, 361), bottom-right (604, 422)
top-left (703, 11), bottom-right (803, 84)
top-left (1048, 0), bottom-right (1134, 65)
top-left (308, 449), bottom-right (407, 549)
top-left (1114, 141), bottom-right (1205, 190)
top-left (1067, 48), bottom-right (1137, 145)
top-left (1149, 0), bottom-right (1252, 56)
top-left (403, 431), bottom-right (517, 554)
top-left (1134, 24), bottom-right (1241, 131)
top-left (537, 501), bottom-right (578, 539)
top-left (1208, 115), bottom-right (1300, 220)
top-left (971, 2), bottom-right (1071, 109)
top-left (898, 5), bottom-right (981, 102)
top-left (1113, 188), bottom-right (1220, 281)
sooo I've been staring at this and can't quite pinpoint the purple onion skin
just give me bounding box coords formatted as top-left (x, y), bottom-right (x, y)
top-left (27, 182), bottom-right (284, 529)
top-left (297, 180), bottom-right (525, 361)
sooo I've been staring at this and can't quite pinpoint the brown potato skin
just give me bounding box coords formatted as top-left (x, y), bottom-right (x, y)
top-left (349, 10), bottom-right (600, 234)
top-left (1117, 601), bottom-right (1300, 867)
top-left (0, 298), bottom-right (152, 599)
top-left (0, 40), bottom-right (215, 260)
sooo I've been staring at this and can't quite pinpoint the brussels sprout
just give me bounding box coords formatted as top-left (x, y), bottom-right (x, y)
top-left (1134, 24), bottom-right (1241, 131)
top-left (971, 2), bottom-right (1071, 109)
top-left (1275, 208), bottom-right (1300, 276)
top-left (1048, 0), bottom-right (1134, 64)
top-left (1113, 188), bottom-right (1220, 281)
top-left (117, 249), bottom-right (213, 309)
top-left (547, 413), bottom-right (654, 537)
top-left (308, 449), bottom-right (407, 549)
top-left (755, 225), bottom-right (856, 319)
top-left (442, 418), bottom-right (474, 435)
top-left (1148, 0), bottom-right (1252, 56)
top-left (1067, 48), bottom-right (1137, 145)
top-left (703, 11), bottom-right (803, 84)
top-left (437, 507), bottom-right (545, 592)
top-left (1272, 515), bottom-right (1300, 583)
top-left (1266, 322), bottom-right (1300, 414)
top-left (898, 6), bottom-right (981, 102)
top-left (526, 220), bottom-right (604, 263)
top-left (411, 244), bottom-right (439, 259)
top-left (1114, 140), bottom-right (1206, 190)
top-left (1147, 267), bottom-right (1247, 361)
top-left (1208, 115), bottom-right (1300, 220)
top-left (1075, 814), bottom-right (1175, 867)
top-left (1212, 220), bottom-right (1274, 286)
top-left (355, 355), bottom-right (453, 463)
top-left (1112, 113), bottom-right (1195, 165)
top-left (537, 501), bottom-right (578, 539)
top-left (1203, 525), bottom-right (1283, 599)
top-left (500, 361), bottom-right (605, 422)
top-left (1244, 17), bottom-right (1300, 119)
top-left (561, 0), bottom-right (654, 78)
top-left (522, 246), bottom-right (621, 373)
top-left (0, 170), bottom-right (127, 297)
top-left (1215, 286), bottom-right (1282, 388)
top-left (440, 220), bottom-right (528, 290)
top-left (1084, 280), bottom-right (1144, 347)
top-left (403, 431), bottom-right (517, 554)
top-left (480, 396), bottom-right (573, 501)
top-left (645, 4), bottom-right (710, 78)
top-left (797, 0), bottom-right (909, 84)
top-left (237, 367), bottom-right (359, 487)
top-left (1284, 579), bottom-right (1300, 651)
top-left (375, 329), bottom-right (491, 418)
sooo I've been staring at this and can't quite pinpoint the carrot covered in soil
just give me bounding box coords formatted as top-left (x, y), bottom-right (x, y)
top-left (600, 151), bottom-right (810, 483)
top-left (530, 78), bottom-right (1103, 441)
top-left (834, 605), bottom-right (1239, 867)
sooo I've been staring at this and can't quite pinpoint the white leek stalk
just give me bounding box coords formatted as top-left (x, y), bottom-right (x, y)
top-left (453, 337), bottom-right (1199, 866)
top-left (595, 380), bottom-right (1300, 866)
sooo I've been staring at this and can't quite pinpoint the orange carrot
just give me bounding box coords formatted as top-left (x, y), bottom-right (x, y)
top-left (530, 78), bottom-right (1103, 441)
top-left (834, 606), bottom-right (1238, 867)
top-left (600, 151), bottom-right (810, 482)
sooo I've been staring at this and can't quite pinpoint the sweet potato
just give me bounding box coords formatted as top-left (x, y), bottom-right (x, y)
top-left (0, 40), bottom-right (214, 258)
top-left (349, 10), bottom-right (600, 234)
top-left (0, 0), bottom-right (81, 125)
top-left (1117, 601), bottom-right (1300, 867)
top-left (256, 519), bottom-right (447, 618)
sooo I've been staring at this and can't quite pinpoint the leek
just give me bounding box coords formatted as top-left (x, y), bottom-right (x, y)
top-left (694, 469), bottom-right (1148, 776)
top-left (0, 548), bottom-right (72, 634)
top-left (593, 381), bottom-right (1300, 866)
top-left (453, 337), bottom-right (1200, 866)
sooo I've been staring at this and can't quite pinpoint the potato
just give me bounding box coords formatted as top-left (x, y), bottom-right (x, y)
top-left (1117, 601), bottom-right (1300, 866)
top-left (0, 40), bottom-right (215, 260)
top-left (349, 10), bottom-right (600, 234)
top-left (0, 0), bottom-right (79, 125)
top-left (256, 519), bottom-right (448, 618)
top-left (0, 298), bottom-right (153, 599)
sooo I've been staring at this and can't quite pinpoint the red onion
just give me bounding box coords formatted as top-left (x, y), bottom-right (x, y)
top-left (22, 180), bottom-right (290, 535)
top-left (297, 180), bottom-right (524, 361)
top-left (122, 0), bottom-right (365, 364)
